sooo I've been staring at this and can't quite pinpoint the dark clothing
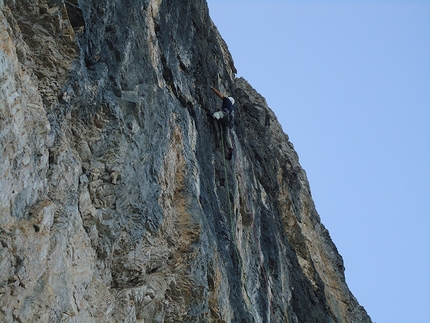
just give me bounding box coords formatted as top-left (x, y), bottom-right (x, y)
top-left (219, 111), bottom-right (232, 127)
top-left (211, 94), bottom-right (235, 159)
top-left (212, 110), bottom-right (232, 152)
top-left (222, 97), bottom-right (233, 113)
top-left (220, 97), bottom-right (234, 128)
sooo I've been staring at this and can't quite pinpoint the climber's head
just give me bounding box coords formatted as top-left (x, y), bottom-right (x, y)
top-left (228, 97), bottom-right (235, 106)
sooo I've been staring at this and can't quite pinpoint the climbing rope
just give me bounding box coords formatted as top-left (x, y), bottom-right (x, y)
top-left (219, 125), bottom-right (234, 234)
top-left (220, 125), bottom-right (257, 322)
top-left (218, 122), bottom-right (277, 322)
top-left (231, 135), bottom-right (277, 323)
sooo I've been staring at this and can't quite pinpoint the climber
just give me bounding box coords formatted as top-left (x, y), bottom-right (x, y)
top-left (210, 86), bottom-right (235, 160)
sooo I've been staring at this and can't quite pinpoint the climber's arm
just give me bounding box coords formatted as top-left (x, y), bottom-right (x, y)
top-left (210, 86), bottom-right (224, 100)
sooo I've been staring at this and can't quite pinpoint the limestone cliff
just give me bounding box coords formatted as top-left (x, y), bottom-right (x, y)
top-left (0, 0), bottom-right (372, 322)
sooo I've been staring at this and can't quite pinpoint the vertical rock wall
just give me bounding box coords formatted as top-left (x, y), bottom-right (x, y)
top-left (0, 0), bottom-right (372, 322)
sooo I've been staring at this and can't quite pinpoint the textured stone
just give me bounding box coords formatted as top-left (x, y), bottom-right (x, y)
top-left (0, 0), bottom-right (372, 322)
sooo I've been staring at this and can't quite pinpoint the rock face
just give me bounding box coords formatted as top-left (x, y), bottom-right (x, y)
top-left (0, 0), bottom-right (372, 322)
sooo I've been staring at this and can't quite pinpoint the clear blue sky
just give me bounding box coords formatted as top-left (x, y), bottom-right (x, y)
top-left (207, 1), bottom-right (430, 323)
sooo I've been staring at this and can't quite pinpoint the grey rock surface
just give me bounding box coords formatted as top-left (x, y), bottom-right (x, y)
top-left (0, 0), bottom-right (372, 322)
